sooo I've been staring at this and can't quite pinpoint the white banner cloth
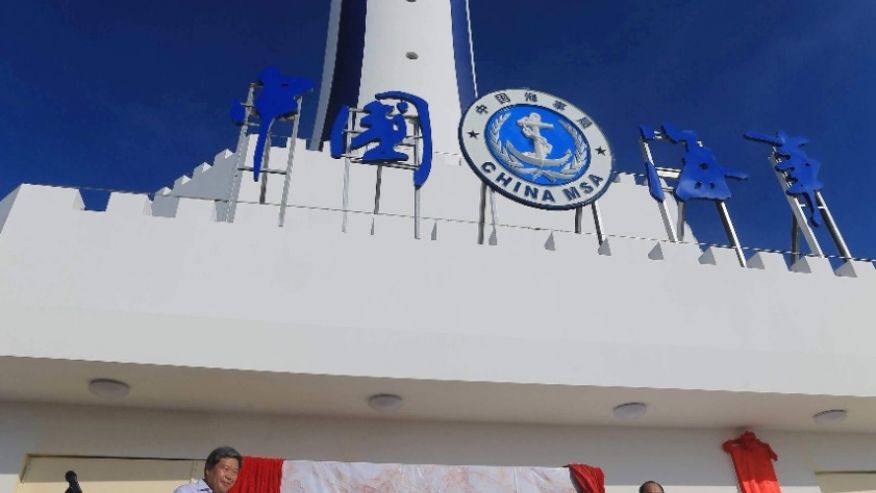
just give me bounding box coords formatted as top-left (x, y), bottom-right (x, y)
top-left (280, 460), bottom-right (578, 493)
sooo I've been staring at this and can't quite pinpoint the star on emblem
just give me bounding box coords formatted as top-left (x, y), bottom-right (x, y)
top-left (468, 130), bottom-right (480, 139)
top-left (596, 147), bottom-right (606, 155)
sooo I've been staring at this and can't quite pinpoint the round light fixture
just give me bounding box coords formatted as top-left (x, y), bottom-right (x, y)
top-left (813, 409), bottom-right (847, 425)
top-left (88, 378), bottom-right (130, 399)
top-left (368, 393), bottom-right (403, 412)
top-left (405, 52), bottom-right (419, 60)
top-left (613, 402), bottom-right (648, 420)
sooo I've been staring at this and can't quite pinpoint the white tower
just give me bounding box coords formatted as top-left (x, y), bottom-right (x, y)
top-left (309, 0), bottom-right (477, 156)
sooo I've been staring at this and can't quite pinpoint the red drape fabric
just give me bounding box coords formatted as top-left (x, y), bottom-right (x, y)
top-left (228, 456), bottom-right (283, 493)
top-left (722, 431), bottom-right (782, 493)
top-left (567, 464), bottom-right (606, 493)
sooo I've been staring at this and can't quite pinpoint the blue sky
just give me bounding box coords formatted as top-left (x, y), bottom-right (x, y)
top-left (2, 0), bottom-right (875, 259)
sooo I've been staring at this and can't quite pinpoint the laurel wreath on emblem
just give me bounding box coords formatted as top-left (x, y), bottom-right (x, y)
top-left (488, 111), bottom-right (589, 183)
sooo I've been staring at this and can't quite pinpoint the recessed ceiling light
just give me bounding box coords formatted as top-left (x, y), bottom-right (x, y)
top-left (368, 393), bottom-right (403, 412)
top-left (813, 409), bottom-right (847, 424)
top-left (613, 402), bottom-right (647, 420)
top-left (88, 378), bottom-right (130, 399)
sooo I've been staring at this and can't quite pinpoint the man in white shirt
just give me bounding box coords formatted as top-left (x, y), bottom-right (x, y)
top-left (174, 446), bottom-right (242, 493)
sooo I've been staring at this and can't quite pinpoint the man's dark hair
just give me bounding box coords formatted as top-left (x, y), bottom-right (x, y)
top-left (640, 481), bottom-right (664, 493)
top-left (205, 446), bottom-right (243, 474)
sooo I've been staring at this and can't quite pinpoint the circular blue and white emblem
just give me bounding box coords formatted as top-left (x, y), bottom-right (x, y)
top-left (459, 88), bottom-right (613, 209)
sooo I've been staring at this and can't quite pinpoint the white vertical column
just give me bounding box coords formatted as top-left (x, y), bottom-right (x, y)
top-left (357, 1), bottom-right (466, 155)
top-left (311, 0), bottom-right (477, 157)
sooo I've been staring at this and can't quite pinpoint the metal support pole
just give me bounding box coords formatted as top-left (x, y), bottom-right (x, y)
top-left (815, 191), bottom-right (852, 259)
top-left (591, 202), bottom-right (605, 245)
top-left (414, 188), bottom-right (421, 240)
top-left (477, 183), bottom-right (487, 245)
top-left (225, 83), bottom-right (256, 223)
top-left (640, 139), bottom-right (679, 242)
top-left (770, 153), bottom-right (824, 257)
top-left (370, 165), bottom-right (383, 235)
top-left (676, 201), bottom-right (686, 242)
top-left (658, 201), bottom-right (679, 242)
top-left (278, 96), bottom-right (304, 228)
top-left (340, 110), bottom-right (354, 233)
top-left (716, 201), bottom-right (747, 268)
top-left (259, 130), bottom-right (272, 205)
top-left (413, 120), bottom-right (421, 240)
top-left (790, 216), bottom-right (801, 263)
top-left (341, 159), bottom-right (351, 232)
top-left (488, 189), bottom-right (499, 244)
top-left (574, 206), bottom-right (583, 234)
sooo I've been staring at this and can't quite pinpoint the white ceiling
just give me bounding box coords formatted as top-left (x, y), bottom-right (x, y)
top-left (1, 356), bottom-right (874, 433)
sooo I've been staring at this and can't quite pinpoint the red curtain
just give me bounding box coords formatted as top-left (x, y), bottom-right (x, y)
top-left (229, 456), bottom-right (283, 493)
top-left (567, 464), bottom-right (606, 493)
top-left (722, 431), bottom-right (782, 493)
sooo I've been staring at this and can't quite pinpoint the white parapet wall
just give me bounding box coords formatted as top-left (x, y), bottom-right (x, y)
top-left (0, 173), bottom-right (875, 398)
top-left (154, 136), bottom-right (687, 243)
top-left (2, 146), bottom-right (876, 493)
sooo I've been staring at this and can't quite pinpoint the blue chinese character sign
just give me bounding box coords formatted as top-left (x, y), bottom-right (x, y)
top-left (743, 129), bottom-right (852, 261)
top-left (638, 123), bottom-right (748, 266)
top-left (224, 66), bottom-right (314, 226)
top-left (328, 91), bottom-right (433, 239)
top-left (329, 91), bottom-right (432, 189)
top-left (352, 100), bottom-right (410, 162)
top-left (654, 123), bottom-right (748, 202)
top-left (744, 131), bottom-right (824, 227)
top-left (459, 89), bottom-right (613, 210)
top-left (231, 66), bottom-right (314, 181)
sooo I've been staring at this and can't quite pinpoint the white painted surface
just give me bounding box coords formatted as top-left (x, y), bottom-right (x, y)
top-left (363, 1), bottom-right (464, 156)
top-left (1, 402), bottom-right (871, 493)
top-left (157, 137), bottom-right (686, 243)
top-left (309, 0), bottom-right (344, 151)
top-left (0, 180), bottom-right (874, 402)
top-left (310, 0), bottom-right (471, 156)
top-left (5, 356), bottom-right (876, 432)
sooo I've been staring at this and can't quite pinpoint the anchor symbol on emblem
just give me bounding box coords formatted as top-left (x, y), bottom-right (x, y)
top-left (511, 113), bottom-right (572, 167)
top-left (488, 107), bottom-right (589, 184)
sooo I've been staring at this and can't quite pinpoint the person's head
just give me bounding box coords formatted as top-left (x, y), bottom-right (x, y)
top-left (640, 481), bottom-right (664, 493)
top-left (203, 446), bottom-right (242, 493)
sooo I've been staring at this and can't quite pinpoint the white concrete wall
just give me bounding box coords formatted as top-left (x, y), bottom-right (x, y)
top-left (0, 179), bottom-right (874, 398)
top-left (3, 402), bottom-right (873, 493)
